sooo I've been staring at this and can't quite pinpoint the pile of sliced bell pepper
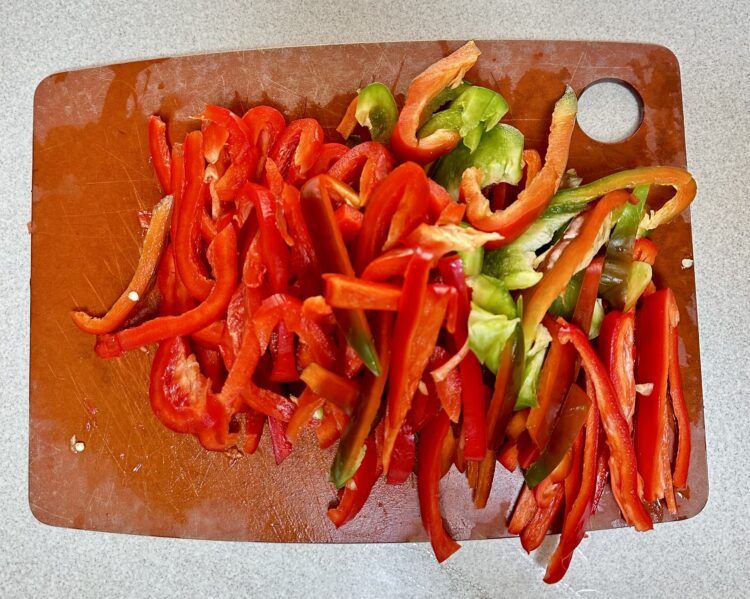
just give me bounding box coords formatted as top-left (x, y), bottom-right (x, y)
top-left (72, 41), bottom-right (697, 583)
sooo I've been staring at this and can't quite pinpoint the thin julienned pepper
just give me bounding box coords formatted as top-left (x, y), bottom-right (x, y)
top-left (544, 397), bottom-right (600, 584)
top-left (391, 41), bottom-right (481, 164)
top-left (300, 363), bottom-right (359, 413)
top-left (520, 483), bottom-right (564, 553)
top-left (598, 311), bottom-right (636, 427)
top-left (270, 118), bottom-right (324, 184)
top-left (356, 162), bottom-right (431, 270)
top-left (336, 96), bottom-right (358, 140)
top-left (557, 321), bottom-right (653, 531)
top-left (316, 402), bottom-right (349, 449)
top-left (242, 105), bottom-right (286, 162)
top-left (405, 223), bottom-right (501, 256)
top-left (525, 384), bottom-right (591, 489)
top-left (382, 248), bottom-right (433, 470)
top-left (301, 175), bottom-right (380, 374)
top-left (387, 418), bottom-right (416, 485)
top-left (174, 131), bottom-right (214, 301)
top-left (72, 195), bottom-right (173, 334)
top-left (460, 87), bottom-right (577, 243)
top-left (361, 248), bottom-right (417, 282)
top-left (148, 336), bottom-right (214, 434)
top-left (328, 141), bottom-right (395, 206)
top-left (269, 416), bottom-right (293, 464)
top-left (333, 204), bottom-right (364, 243)
top-left (328, 436), bottom-right (381, 527)
top-left (170, 143), bottom-right (185, 234)
top-left (669, 324), bottom-right (691, 489)
top-left (202, 120), bottom-right (229, 164)
top-left (633, 237), bottom-right (658, 265)
top-left (508, 485), bottom-right (537, 535)
top-left (244, 409), bottom-right (266, 454)
top-left (270, 321), bottom-right (297, 382)
top-left (286, 388), bottom-right (324, 444)
top-left (522, 191), bottom-right (631, 351)
top-left (148, 115), bottom-right (172, 193)
top-left (547, 166), bottom-right (697, 233)
top-left (417, 411), bottom-right (461, 562)
top-left (281, 182), bottom-right (318, 279)
top-left (324, 274), bottom-right (402, 311)
top-left (215, 144), bottom-right (259, 201)
top-left (95, 225), bottom-right (238, 358)
top-left (439, 256), bottom-right (487, 461)
top-left (635, 288), bottom-right (684, 502)
top-left (197, 104), bottom-right (252, 161)
top-left (331, 312), bottom-right (393, 488)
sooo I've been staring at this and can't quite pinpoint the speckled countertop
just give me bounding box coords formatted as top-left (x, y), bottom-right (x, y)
top-left (3, 1), bottom-right (749, 597)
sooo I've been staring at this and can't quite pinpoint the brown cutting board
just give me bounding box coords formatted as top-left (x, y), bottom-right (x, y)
top-left (29, 40), bottom-right (707, 542)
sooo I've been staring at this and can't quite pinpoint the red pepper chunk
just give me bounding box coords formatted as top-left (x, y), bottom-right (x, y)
top-left (270, 118), bottom-right (324, 184)
top-left (333, 204), bottom-right (364, 243)
top-left (148, 115), bottom-right (172, 194)
top-left (95, 225), bottom-right (238, 358)
top-left (328, 436), bottom-right (381, 527)
top-left (557, 321), bottom-right (653, 532)
top-left (599, 311), bottom-right (636, 427)
top-left (328, 141), bottom-right (395, 206)
top-left (300, 363), bottom-right (359, 413)
top-left (391, 41), bottom-right (481, 164)
top-left (417, 411), bottom-right (461, 562)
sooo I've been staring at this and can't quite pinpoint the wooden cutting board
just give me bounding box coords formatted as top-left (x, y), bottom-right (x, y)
top-left (29, 40), bottom-right (707, 542)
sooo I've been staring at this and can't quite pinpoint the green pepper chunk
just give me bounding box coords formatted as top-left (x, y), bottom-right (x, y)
top-left (468, 275), bottom-right (516, 318)
top-left (356, 83), bottom-right (398, 143)
top-left (419, 85), bottom-right (509, 152)
top-left (431, 123), bottom-right (524, 198)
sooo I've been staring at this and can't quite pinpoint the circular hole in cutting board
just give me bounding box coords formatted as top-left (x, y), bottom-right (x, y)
top-left (577, 79), bottom-right (644, 143)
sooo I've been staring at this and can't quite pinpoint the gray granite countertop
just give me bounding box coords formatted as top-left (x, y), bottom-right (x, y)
top-left (2, 1), bottom-right (749, 597)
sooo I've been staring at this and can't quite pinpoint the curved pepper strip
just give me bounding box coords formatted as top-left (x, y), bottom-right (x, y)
top-left (520, 483), bottom-right (564, 552)
top-left (391, 41), bottom-right (481, 164)
top-left (544, 395), bottom-right (600, 583)
top-left (336, 96), bottom-right (358, 140)
top-left (355, 82), bottom-right (399, 143)
top-left (460, 87), bottom-right (577, 243)
top-left (328, 141), bottom-right (395, 206)
top-left (418, 411), bottom-right (461, 562)
top-left (202, 121), bottom-right (229, 164)
top-left (557, 321), bottom-right (653, 532)
top-left (286, 388), bottom-right (324, 444)
top-left (547, 166), bottom-right (697, 232)
top-left (197, 104), bottom-right (252, 161)
top-left (242, 106), bottom-right (286, 160)
top-left (174, 131), bottom-right (214, 301)
top-left (669, 324), bottom-right (691, 489)
top-left (95, 225), bottom-right (238, 358)
top-left (148, 115), bottom-right (172, 193)
top-left (333, 204), bottom-right (364, 243)
top-left (300, 363), bottom-right (359, 413)
top-left (328, 435), bottom-right (382, 527)
top-left (310, 143), bottom-right (349, 176)
top-left (244, 409), bottom-right (266, 454)
top-left (355, 162), bottom-right (431, 271)
top-left (387, 418), bottom-right (416, 485)
top-left (270, 118), bottom-right (324, 184)
top-left (301, 175), bottom-right (381, 375)
top-left (521, 190), bottom-right (631, 351)
top-left (72, 195), bottom-right (173, 334)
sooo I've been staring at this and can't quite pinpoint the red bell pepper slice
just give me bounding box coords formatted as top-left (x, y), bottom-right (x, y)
top-left (427, 179), bottom-right (452, 218)
top-left (286, 388), bottom-right (325, 444)
top-left (174, 130), bottom-right (214, 301)
top-left (148, 115), bottom-right (172, 193)
top-left (544, 397), bottom-right (601, 583)
top-left (328, 435), bottom-right (381, 527)
top-left (243, 409), bottom-right (266, 454)
top-left (269, 321), bottom-right (297, 382)
top-left (95, 225), bottom-right (238, 358)
top-left (522, 190), bottom-right (631, 350)
top-left (194, 345), bottom-right (225, 392)
top-left (215, 144), bottom-right (259, 201)
top-left (599, 310), bottom-right (636, 427)
top-left (520, 483), bottom-right (564, 552)
top-left (300, 175), bottom-right (380, 374)
top-left (300, 363), bottom-right (359, 413)
top-left (417, 411), bottom-right (461, 562)
top-left (669, 325), bottom-right (691, 489)
top-left (324, 274), bottom-right (402, 311)
top-left (439, 256), bottom-right (488, 461)
top-left (508, 485), bottom-right (537, 534)
top-left (391, 42), bottom-right (481, 164)
top-left (316, 403), bottom-right (349, 449)
top-left (328, 141), bottom-right (395, 206)
top-left (331, 312), bottom-right (393, 488)
top-left (71, 195), bottom-right (172, 334)
top-left (333, 204), bottom-right (364, 243)
top-left (633, 237), bottom-right (658, 265)
top-left (557, 321), bottom-right (653, 532)
top-left (355, 162), bottom-right (430, 272)
top-left (148, 336), bottom-right (214, 434)
top-left (280, 182), bottom-right (318, 277)
top-left (310, 143), bottom-right (349, 176)
top-left (202, 121), bottom-right (229, 164)
top-left (170, 142), bottom-right (185, 232)
top-left (635, 288), bottom-right (688, 503)
top-left (383, 249), bottom-right (445, 471)
top-left (361, 248), bottom-right (418, 282)
top-left (426, 346), bottom-right (462, 425)
top-left (387, 418), bottom-right (416, 485)
top-left (242, 105), bottom-right (286, 167)
top-left (460, 88), bottom-right (576, 243)
top-left (269, 416), bottom-right (293, 464)
top-left (270, 118), bottom-right (324, 184)
top-left (197, 104), bottom-right (252, 161)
